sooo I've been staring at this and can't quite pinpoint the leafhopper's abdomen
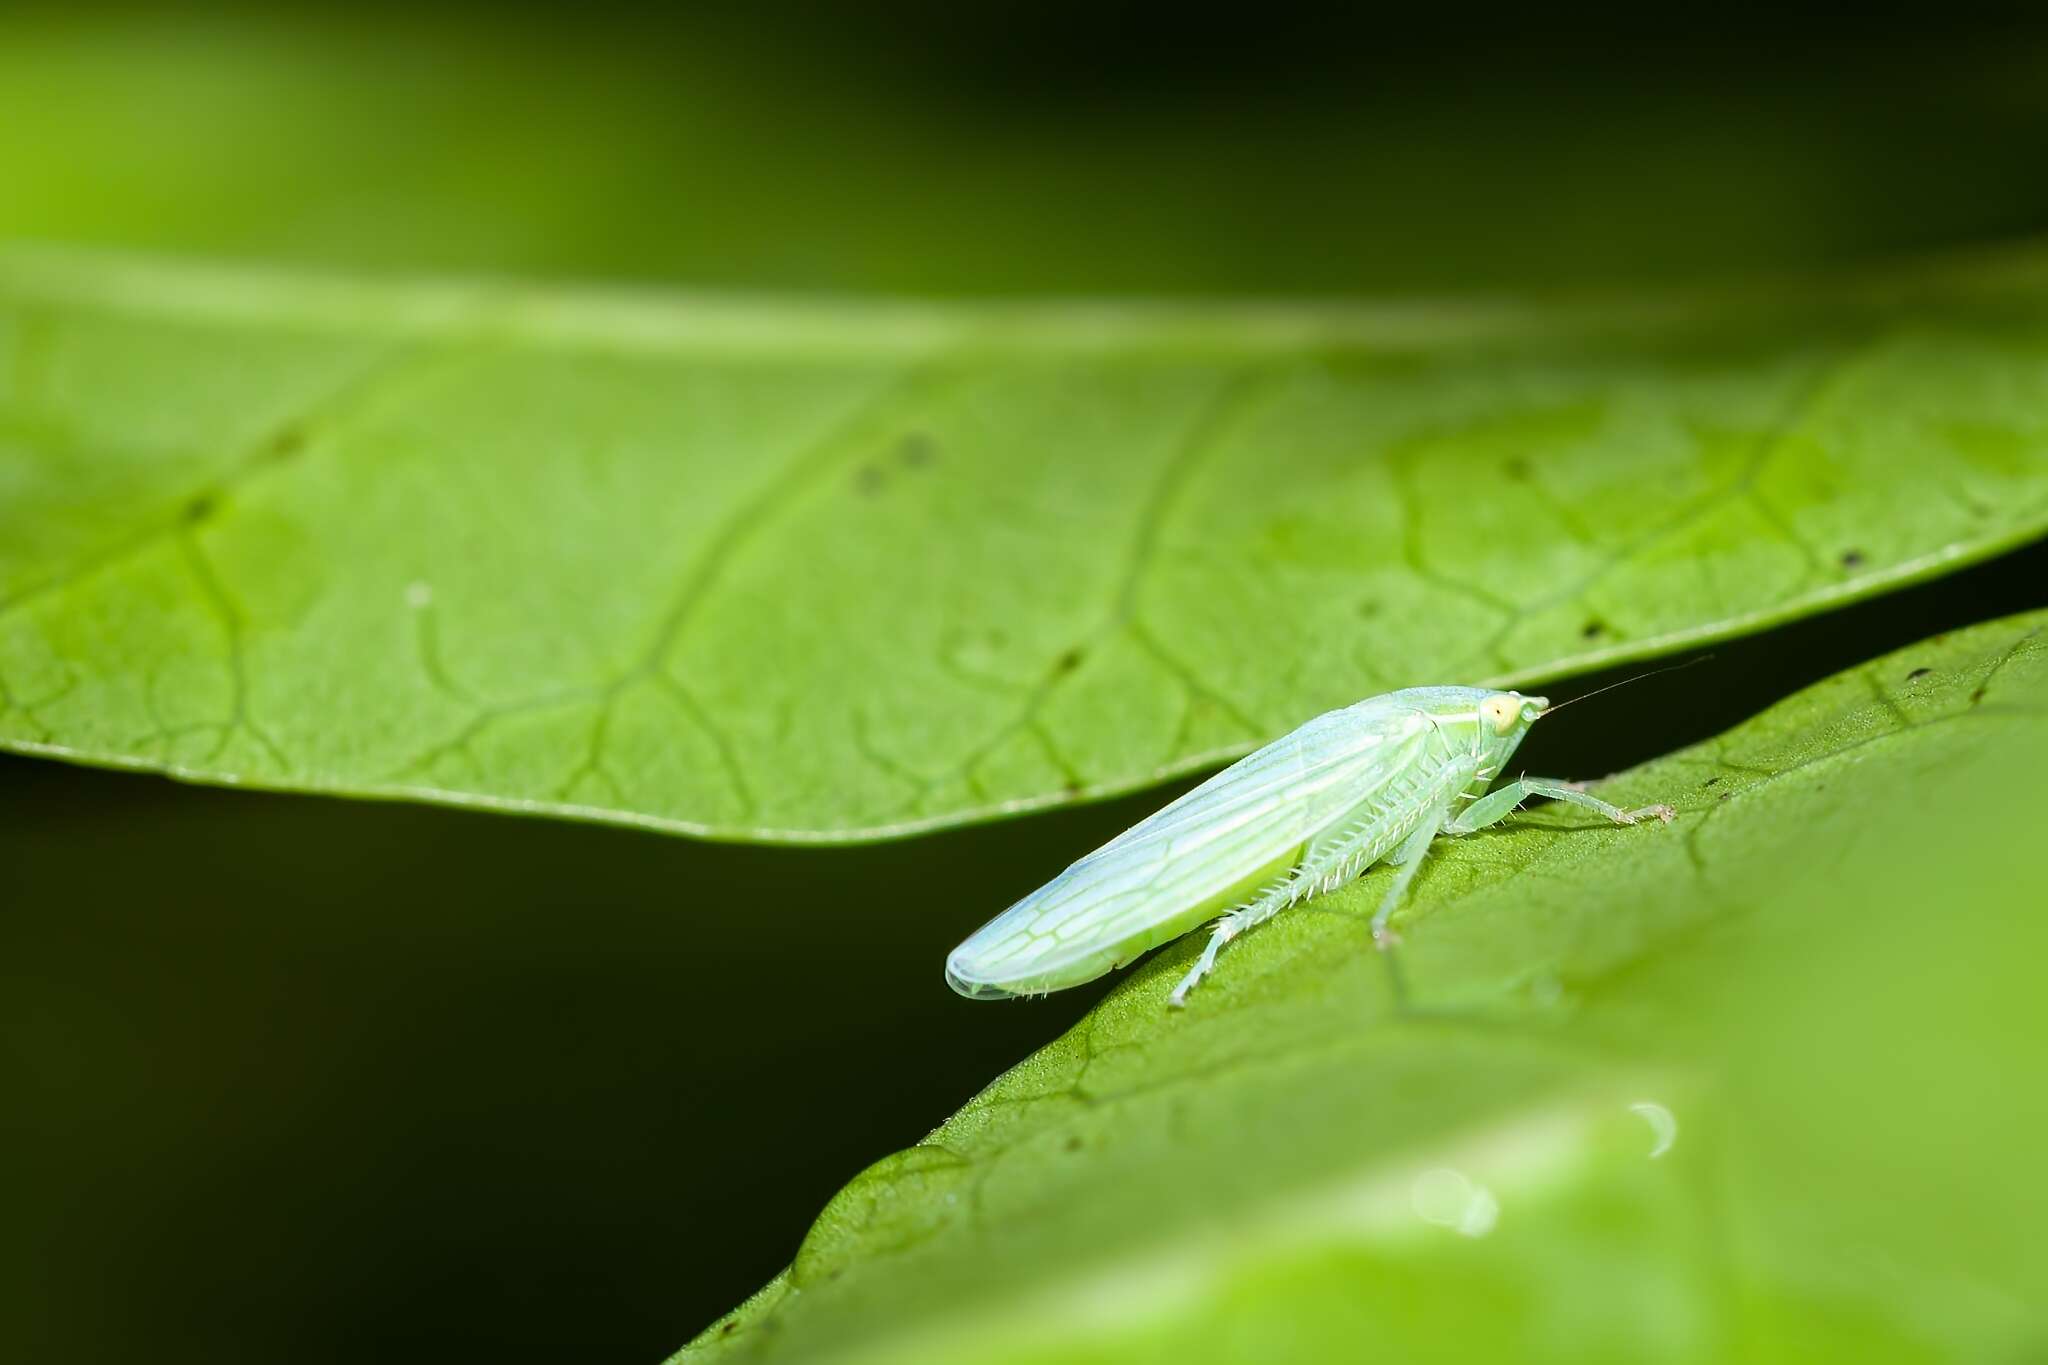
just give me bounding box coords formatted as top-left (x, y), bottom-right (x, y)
top-left (945, 846), bottom-right (1304, 998)
top-left (945, 698), bottom-right (1434, 998)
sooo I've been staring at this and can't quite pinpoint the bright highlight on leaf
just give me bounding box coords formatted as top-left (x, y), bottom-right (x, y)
top-left (3, 247), bottom-right (2048, 840)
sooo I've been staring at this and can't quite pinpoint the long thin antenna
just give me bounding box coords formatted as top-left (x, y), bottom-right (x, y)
top-left (1537, 653), bottom-right (1713, 717)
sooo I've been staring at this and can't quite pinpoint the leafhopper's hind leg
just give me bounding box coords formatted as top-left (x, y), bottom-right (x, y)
top-left (1164, 827), bottom-right (1364, 1009)
top-left (1167, 805), bottom-right (1453, 1009)
top-left (1443, 777), bottom-right (1673, 835)
top-left (1166, 874), bottom-right (1305, 1009)
top-left (1165, 916), bottom-right (1247, 1010)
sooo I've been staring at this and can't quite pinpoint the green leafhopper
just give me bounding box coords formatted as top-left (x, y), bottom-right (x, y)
top-left (945, 686), bottom-right (1673, 1008)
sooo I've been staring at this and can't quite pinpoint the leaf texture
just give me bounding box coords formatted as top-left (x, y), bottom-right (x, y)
top-left (679, 609), bottom-right (2048, 1363)
top-left (4, 248), bottom-right (2047, 839)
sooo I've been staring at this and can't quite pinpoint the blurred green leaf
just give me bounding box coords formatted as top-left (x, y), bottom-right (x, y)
top-left (680, 609), bottom-right (2048, 1364)
top-left (7, 12), bottom-right (2048, 296)
top-left (5, 249), bottom-right (2048, 838)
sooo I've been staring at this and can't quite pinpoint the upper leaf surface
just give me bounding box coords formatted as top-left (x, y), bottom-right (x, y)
top-left (3, 248), bottom-right (2047, 839)
top-left (678, 609), bottom-right (2048, 1362)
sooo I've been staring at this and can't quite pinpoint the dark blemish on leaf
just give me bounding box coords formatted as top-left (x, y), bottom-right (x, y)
top-left (1062, 780), bottom-right (1084, 798)
top-left (1906, 667), bottom-right (1932, 681)
top-left (182, 492), bottom-right (219, 525)
top-left (1702, 776), bottom-right (1721, 787)
top-left (262, 425), bottom-right (307, 463)
top-left (1503, 456), bottom-right (1532, 481)
top-left (1357, 600), bottom-right (1380, 619)
top-left (1054, 647), bottom-right (1085, 676)
top-left (899, 432), bottom-right (937, 468)
top-left (719, 1321), bottom-right (739, 1336)
top-left (1839, 548), bottom-right (1866, 569)
top-left (1064, 1136), bottom-right (1084, 1152)
top-left (854, 463), bottom-right (887, 496)
top-left (1580, 619), bottom-right (1606, 640)
top-left (1970, 684), bottom-right (1989, 703)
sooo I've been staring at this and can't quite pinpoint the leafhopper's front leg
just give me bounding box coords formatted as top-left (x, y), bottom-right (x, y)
top-left (1443, 776), bottom-right (1674, 835)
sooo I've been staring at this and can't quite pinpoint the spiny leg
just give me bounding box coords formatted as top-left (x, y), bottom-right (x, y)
top-left (1166, 917), bottom-right (1242, 1009)
top-left (1369, 813), bottom-right (1446, 948)
top-left (1443, 776), bottom-right (1673, 835)
top-left (1168, 858), bottom-right (1326, 1008)
top-left (1170, 804), bottom-right (1456, 1007)
top-left (1165, 782), bottom-right (1504, 1009)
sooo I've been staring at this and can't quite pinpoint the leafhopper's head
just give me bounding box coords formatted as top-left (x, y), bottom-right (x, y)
top-left (1480, 689), bottom-right (1548, 738)
top-left (1405, 685), bottom-right (1549, 765)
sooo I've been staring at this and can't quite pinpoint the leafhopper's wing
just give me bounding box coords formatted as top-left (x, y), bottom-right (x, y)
top-left (945, 696), bottom-right (1432, 998)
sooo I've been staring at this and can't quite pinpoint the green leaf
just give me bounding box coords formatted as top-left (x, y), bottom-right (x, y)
top-left (8, 12), bottom-right (2048, 297)
top-left (3, 247), bottom-right (2048, 840)
top-left (677, 609), bottom-right (2048, 1363)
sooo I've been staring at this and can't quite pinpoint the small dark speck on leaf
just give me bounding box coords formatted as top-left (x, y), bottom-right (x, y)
top-left (182, 493), bottom-right (219, 524)
top-left (1064, 1136), bottom-right (1084, 1152)
top-left (1063, 780), bottom-right (1084, 798)
top-left (1839, 548), bottom-right (1865, 569)
top-left (720, 1321), bottom-right (739, 1336)
top-left (1702, 776), bottom-right (1721, 787)
top-left (1358, 600), bottom-right (1381, 619)
top-left (1580, 620), bottom-right (1606, 639)
top-left (854, 463), bottom-right (887, 496)
top-left (263, 426), bottom-right (307, 462)
top-left (1907, 667), bottom-right (1932, 681)
top-left (1054, 647), bottom-right (1085, 676)
top-left (899, 432), bottom-right (937, 468)
top-left (1503, 456), bottom-right (1532, 481)
top-left (1970, 684), bottom-right (1989, 703)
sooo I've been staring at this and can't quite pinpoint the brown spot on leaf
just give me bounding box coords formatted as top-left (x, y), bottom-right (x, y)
top-left (899, 432), bottom-right (937, 468)
top-left (263, 425), bottom-right (307, 463)
top-left (1906, 667), bottom-right (1932, 681)
top-left (1839, 548), bottom-right (1865, 569)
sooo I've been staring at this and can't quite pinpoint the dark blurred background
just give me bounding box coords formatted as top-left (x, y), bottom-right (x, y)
top-left (7, 5), bottom-right (2048, 1362)
top-left (9, 6), bottom-right (2048, 297)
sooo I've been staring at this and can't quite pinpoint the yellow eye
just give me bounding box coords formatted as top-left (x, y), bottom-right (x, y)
top-left (1481, 693), bottom-right (1520, 735)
